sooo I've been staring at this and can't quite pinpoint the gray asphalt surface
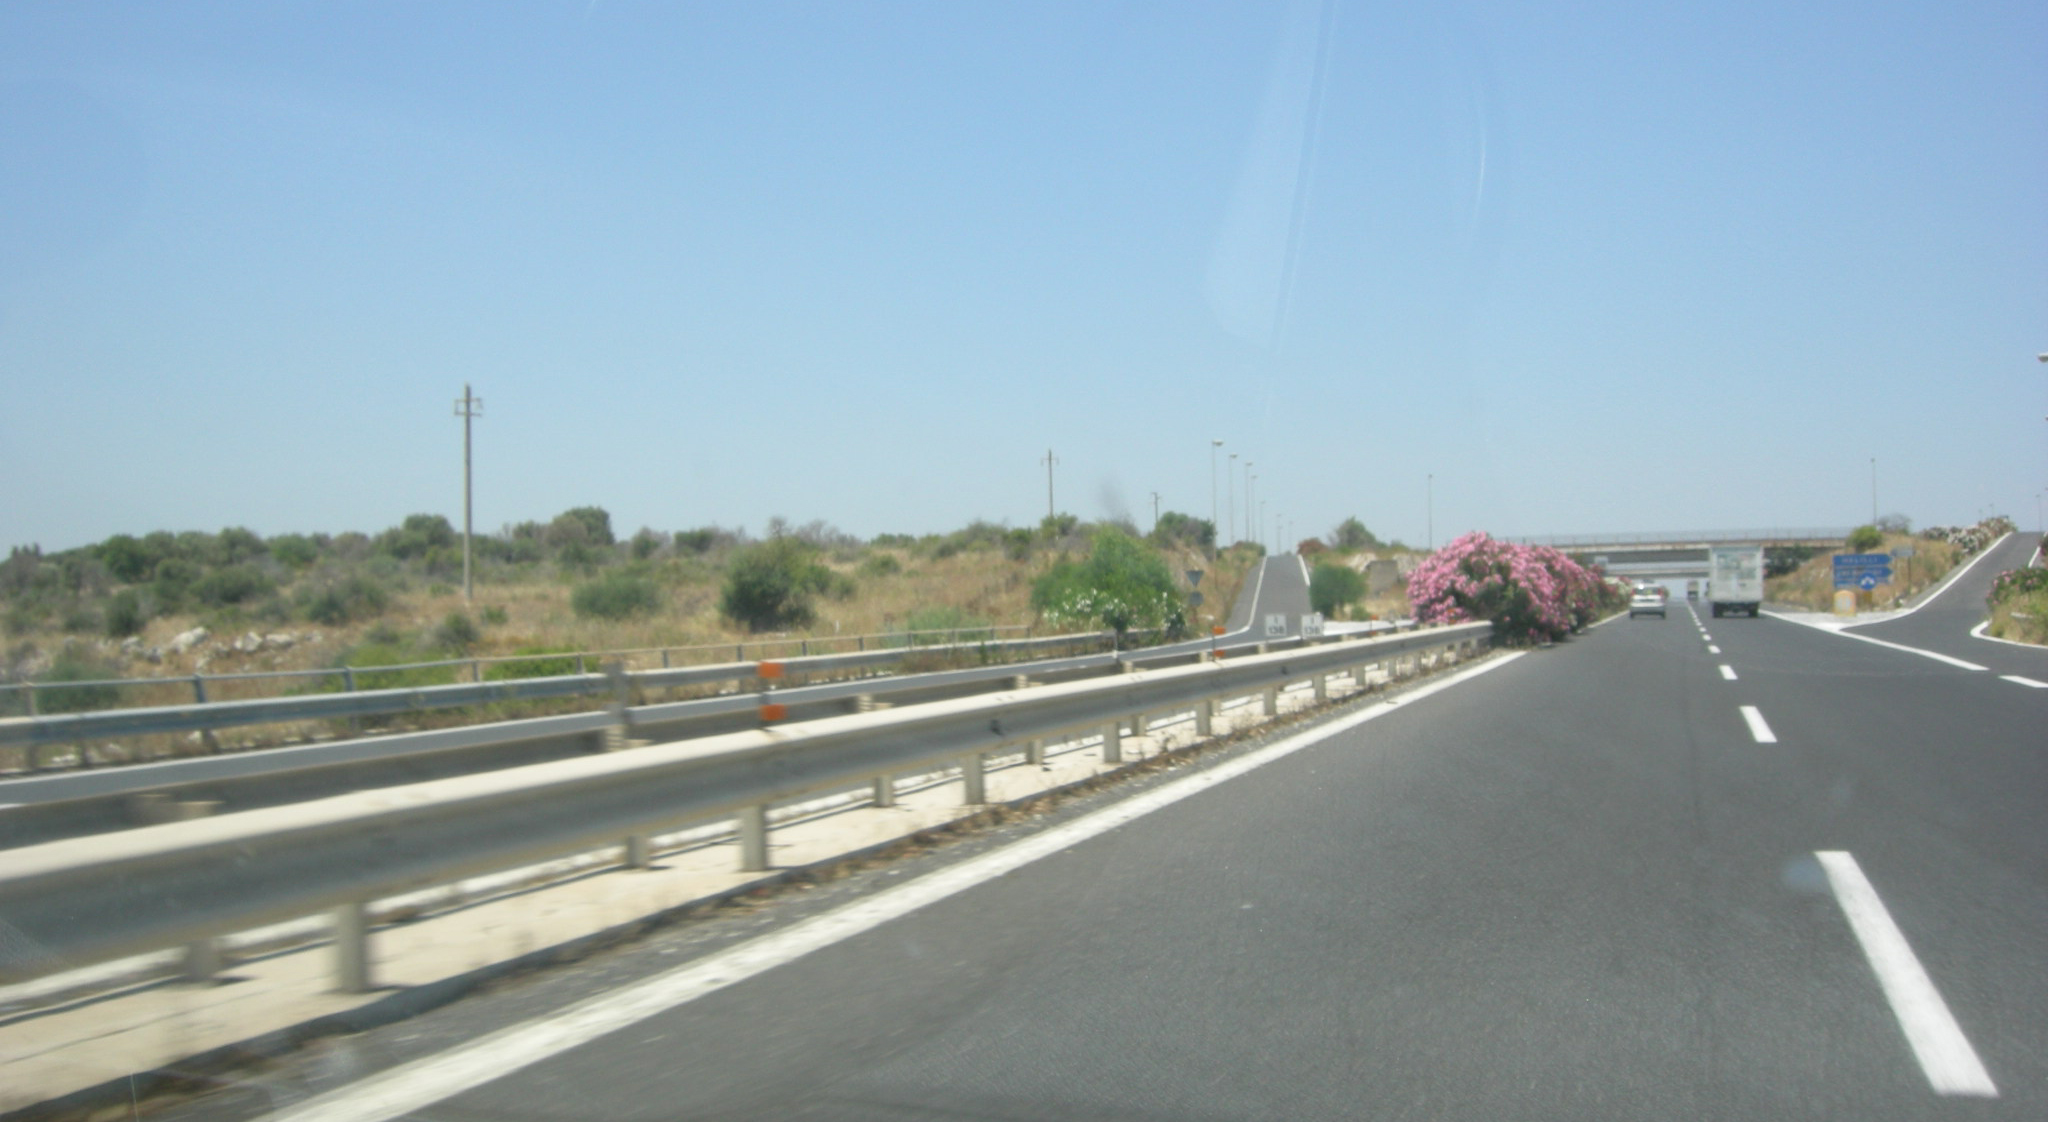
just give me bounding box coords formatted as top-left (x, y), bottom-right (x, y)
top-left (146, 546), bottom-right (2046, 1121)
top-left (1845, 531), bottom-right (2048, 679)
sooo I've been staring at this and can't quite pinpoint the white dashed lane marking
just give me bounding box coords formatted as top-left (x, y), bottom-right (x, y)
top-left (1718, 665), bottom-right (1738, 681)
top-left (1739, 705), bottom-right (1777, 743)
top-left (2000, 675), bottom-right (2047, 689)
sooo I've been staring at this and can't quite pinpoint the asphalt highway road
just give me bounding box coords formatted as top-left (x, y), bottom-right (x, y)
top-left (1843, 531), bottom-right (2048, 683)
top-left (152, 543), bottom-right (2045, 1122)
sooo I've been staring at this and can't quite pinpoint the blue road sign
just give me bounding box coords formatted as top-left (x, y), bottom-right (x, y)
top-left (1833, 553), bottom-right (1892, 588)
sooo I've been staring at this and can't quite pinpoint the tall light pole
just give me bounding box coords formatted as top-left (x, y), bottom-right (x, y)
top-left (1041, 449), bottom-right (1058, 521)
top-left (1870, 457), bottom-right (1878, 525)
top-left (1243, 461), bottom-right (1254, 547)
top-left (1226, 452), bottom-right (1238, 545)
top-left (453, 384), bottom-right (483, 602)
top-left (1426, 473), bottom-right (1434, 551)
top-left (1210, 439), bottom-right (1223, 550)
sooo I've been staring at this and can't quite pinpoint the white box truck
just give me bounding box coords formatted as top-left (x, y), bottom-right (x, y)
top-left (1708, 546), bottom-right (1765, 618)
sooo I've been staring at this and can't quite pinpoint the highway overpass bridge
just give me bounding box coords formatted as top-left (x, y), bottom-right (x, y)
top-left (1505, 528), bottom-right (1853, 585)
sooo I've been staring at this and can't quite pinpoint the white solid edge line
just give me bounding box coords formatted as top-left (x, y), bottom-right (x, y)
top-left (1766, 611), bottom-right (1990, 671)
top-left (1970, 620), bottom-right (2048, 652)
top-left (280, 653), bottom-right (1528, 1122)
top-left (1999, 675), bottom-right (2048, 689)
top-left (1718, 665), bottom-right (1737, 680)
top-left (1739, 705), bottom-right (1776, 743)
top-left (1815, 851), bottom-right (1997, 1097)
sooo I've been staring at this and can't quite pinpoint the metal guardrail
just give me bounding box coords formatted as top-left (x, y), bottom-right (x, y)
top-left (0, 626), bottom-right (1416, 847)
top-left (0, 622), bottom-right (1489, 989)
top-left (0, 632), bottom-right (1110, 761)
top-left (0, 625), bottom-right (1039, 716)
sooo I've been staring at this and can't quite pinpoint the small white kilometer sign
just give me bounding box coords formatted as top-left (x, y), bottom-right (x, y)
top-left (1265, 613), bottom-right (1289, 637)
top-left (1301, 612), bottom-right (1325, 638)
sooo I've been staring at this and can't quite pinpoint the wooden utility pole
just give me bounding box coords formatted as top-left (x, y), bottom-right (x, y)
top-left (455, 384), bottom-right (484, 601)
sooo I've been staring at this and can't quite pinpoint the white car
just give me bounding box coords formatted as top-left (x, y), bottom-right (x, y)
top-left (1628, 586), bottom-right (1667, 619)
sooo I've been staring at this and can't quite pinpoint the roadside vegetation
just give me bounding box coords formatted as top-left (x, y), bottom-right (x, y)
top-left (1763, 516), bottom-right (2012, 612)
top-left (0, 507), bottom-right (1266, 729)
top-left (1986, 555), bottom-right (2048, 645)
top-left (1405, 531), bottom-right (1626, 644)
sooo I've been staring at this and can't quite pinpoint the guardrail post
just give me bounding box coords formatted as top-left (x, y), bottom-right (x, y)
top-left (1024, 738), bottom-right (1045, 767)
top-left (1314, 673), bottom-right (1329, 703)
top-left (575, 654), bottom-right (587, 675)
top-left (623, 835), bottom-right (652, 869)
top-left (871, 774), bottom-right (896, 807)
top-left (1262, 685), bottom-right (1279, 717)
top-left (1101, 721), bottom-right (1122, 763)
top-left (24, 684), bottom-right (37, 717)
top-left (183, 938), bottom-right (222, 984)
top-left (737, 804), bottom-right (770, 871)
top-left (603, 661), bottom-right (631, 751)
top-left (342, 667), bottom-right (357, 692)
top-left (333, 900), bottom-right (372, 993)
top-left (1195, 699), bottom-right (1214, 737)
top-left (190, 675), bottom-right (222, 754)
top-left (961, 753), bottom-right (987, 804)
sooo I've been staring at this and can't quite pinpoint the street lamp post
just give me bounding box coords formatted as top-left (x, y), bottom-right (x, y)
top-left (1210, 439), bottom-right (1223, 551)
top-left (1227, 452), bottom-right (1238, 546)
top-left (1242, 460), bottom-right (1254, 547)
top-left (1871, 457), bottom-right (1878, 525)
top-left (1427, 473), bottom-right (1434, 551)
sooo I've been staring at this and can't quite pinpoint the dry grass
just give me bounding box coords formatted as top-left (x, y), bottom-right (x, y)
top-left (1764, 534), bottom-right (1962, 612)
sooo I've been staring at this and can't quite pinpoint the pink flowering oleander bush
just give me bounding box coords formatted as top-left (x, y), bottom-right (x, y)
top-left (1407, 531), bottom-right (1627, 645)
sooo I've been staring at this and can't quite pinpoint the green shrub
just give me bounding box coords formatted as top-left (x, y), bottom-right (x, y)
top-left (97, 534), bottom-right (160, 583)
top-left (301, 575), bottom-right (391, 625)
top-left (1329, 517), bottom-right (1381, 552)
top-left (433, 611), bottom-right (481, 653)
top-left (480, 604), bottom-right (509, 626)
top-left (1030, 527), bottom-right (1184, 639)
top-left (571, 573), bottom-right (661, 620)
top-left (859, 553), bottom-right (903, 578)
top-left (59, 603), bottom-right (101, 633)
top-left (485, 646), bottom-right (581, 680)
top-left (337, 640), bottom-right (457, 691)
top-left (37, 645), bottom-right (123, 713)
top-left (1309, 562), bottom-right (1367, 617)
top-left (720, 538), bottom-right (831, 631)
top-left (150, 558), bottom-right (198, 612)
top-left (1846, 525), bottom-right (1884, 553)
top-left (376, 514), bottom-right (457, 561)
top-left (194, 564), bottom-right (273, 607)
top-left (1149, 511), bottom-right (1215, 552)
top-left (104, 590), bottom-right (147, 637)
top-left (269, 533), bottom-right (320, 570)
top-left (901, 605), bottom-right (992, 641)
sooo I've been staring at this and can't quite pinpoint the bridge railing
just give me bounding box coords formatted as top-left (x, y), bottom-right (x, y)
top-left (1506, 528), bottom-right (1851, 549)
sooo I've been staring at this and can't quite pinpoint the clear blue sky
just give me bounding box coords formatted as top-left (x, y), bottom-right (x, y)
top-left (4, 0), bottom-right (2044, 553)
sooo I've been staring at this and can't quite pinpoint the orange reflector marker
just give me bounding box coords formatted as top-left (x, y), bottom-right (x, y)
top-left (759, 702), bottom-right (788, 723)
top-left (757, 661), bottom-right (785, 680)
top-left (1211, 626), bottom-right (1225, 636)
